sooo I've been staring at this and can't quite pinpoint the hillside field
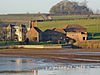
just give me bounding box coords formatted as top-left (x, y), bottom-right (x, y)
top-left (38, 19), bottom-right (100, 39)
top-left (51, 15), bottom-right (100, 19)
top-left (0, 14), bottom-right (100, 20)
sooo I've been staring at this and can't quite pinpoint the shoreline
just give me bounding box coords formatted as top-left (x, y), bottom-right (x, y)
top-left (0, 45), bottom-right (72, 49)
top-left (0, 48), bottom-right (100, 63)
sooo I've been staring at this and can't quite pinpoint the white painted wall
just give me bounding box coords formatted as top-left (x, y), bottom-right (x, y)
top-left (14, 26), bottom-right (22, 41)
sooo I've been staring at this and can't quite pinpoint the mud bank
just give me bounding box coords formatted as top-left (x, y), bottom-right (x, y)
top-left (0, 48), bottom-right (100, 63)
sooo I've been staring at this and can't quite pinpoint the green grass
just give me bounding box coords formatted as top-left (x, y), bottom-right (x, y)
top-left (1, 15), bottom-right (100, 44)
top-left (0, 41), bottom-right (22, 46)
top-left (51, 15), bottom-right (88, 19)
top-left (51, 15), bottom-right (100, 19)
top-left (0, 41), bottom-right (66, 46)
top-left (27, 42), bottom-right (66, 45)
top-left (38, 19), bottom-right (100, 33)
top-left (38, 19), bottom-right (100, 40)
top-left (1, 14), bottom-right (100, 21)
top-left (0, 15), bottom-right (44, 20)
top-left (85, 24), bottom-right (100, 33)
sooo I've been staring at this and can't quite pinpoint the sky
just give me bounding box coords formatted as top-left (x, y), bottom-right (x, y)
top-left (0, 0), bottom-right (100, 14)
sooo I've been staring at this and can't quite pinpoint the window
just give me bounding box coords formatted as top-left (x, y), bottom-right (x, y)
top-left (83, 37), bottom-right (85, 40)
top-left (33, 37), bottom-right (37, 41)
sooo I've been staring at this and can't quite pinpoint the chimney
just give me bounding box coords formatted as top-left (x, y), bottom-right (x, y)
top-left (35, 20), bottom-right (38, 27)
top-left (32, 21), bottom-right (34, 28)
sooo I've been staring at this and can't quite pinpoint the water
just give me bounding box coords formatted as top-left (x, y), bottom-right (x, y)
top-left (0, 56), bottom-right (100, 75)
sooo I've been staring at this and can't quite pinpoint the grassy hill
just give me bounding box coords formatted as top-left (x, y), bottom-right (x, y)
top-left (38, 19), bottom-right (100, 39)
top-left (38, 19), bottom-right (100, 32)
top-left (51, 15), bottom-right (100, 19)
top-left (0, 14), bottom-right (44, 20)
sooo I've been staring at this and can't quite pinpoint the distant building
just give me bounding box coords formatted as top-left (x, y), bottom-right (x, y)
top-left (7, 24), bottom-right (27, 41)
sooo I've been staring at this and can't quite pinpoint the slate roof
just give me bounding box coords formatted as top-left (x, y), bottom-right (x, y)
top-left (52, 28), bottom-right (66, 34)
top-left (34, 27), bottom-right (42, 33)
top-left (64, 25), bottom-right (87, 32)
top-left (44, 28), bottom-right (65, 34)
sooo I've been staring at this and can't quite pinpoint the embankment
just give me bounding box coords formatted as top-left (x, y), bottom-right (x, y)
top-left (0, 45), bottom-right (71, 49)
top-left (75, 40), bottom-right (100, 49)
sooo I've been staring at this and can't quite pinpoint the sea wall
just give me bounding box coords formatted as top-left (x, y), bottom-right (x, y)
top-left (75, 40), bottom-right (100, 49)
top-left (1, 45), bottom-right (71, 49)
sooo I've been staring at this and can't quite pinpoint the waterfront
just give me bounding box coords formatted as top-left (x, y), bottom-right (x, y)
top-left (0, 56), bottom-right (100, 75)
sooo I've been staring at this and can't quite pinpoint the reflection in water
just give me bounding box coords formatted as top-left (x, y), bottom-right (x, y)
top-left (0, 56), bottom-right (100, 75)
top-left (32, 70), bottom-right (38, 75)
top-left (15, 58), bottom-right (22, 71)
top-left (16, 58), bottom-right (22, 64)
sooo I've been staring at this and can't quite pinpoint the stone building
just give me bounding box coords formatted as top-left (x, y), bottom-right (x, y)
top-left (26, 21), bottom-right (42, 42)
top-left (26, 22), bottom-right (88, 43)
top-left (42, 28), bottom-right (66, 43)
top-left (64, 25), bottom-right (87, 41)
top-left (26, 21), bottom-right (66, 43)
top-left (7, 24), bottom-right (27, 41)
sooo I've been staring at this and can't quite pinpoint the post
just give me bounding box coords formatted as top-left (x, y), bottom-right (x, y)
top-left (32, 21), bottom-right (34, 28)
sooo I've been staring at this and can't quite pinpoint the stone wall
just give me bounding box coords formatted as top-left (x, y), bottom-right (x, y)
top-left (43, 29), bottom-right (66, 42)
top-left (8, 45), bottom-right (62, 49)
top-left (67, 32), bottom-right (87, 41)
top-left (75, 40), bottom-right (100, 49)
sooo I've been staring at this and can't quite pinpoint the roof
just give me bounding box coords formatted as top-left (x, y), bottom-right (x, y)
top-left (0, 22), bottom-right (9, 27)
top-left (34, 27), bottom-right (42, 33)
top-left (64, 25), bottom-right (87, 32)
top-left (44, 29), bottom-right (53, 33)
top-left (52, 28), bottom-right (66, 33)
top-left (44, 28), bottom-right (65, 33)
top-left (26, 27), bottom-right (42, 38)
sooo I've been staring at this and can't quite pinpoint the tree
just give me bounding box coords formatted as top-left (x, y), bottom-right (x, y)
top-left (0, 28), bottom-right (9, 45)
top-left (50, 0), bottom-right (93, 15)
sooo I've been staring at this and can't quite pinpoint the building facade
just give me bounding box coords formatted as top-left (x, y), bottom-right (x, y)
top-left (26, 24), bottom-right (88, 43)
top-left (26, 27), bottom-right (42, 42)
top-left (42, 28), bottom-right (66, 43)
top-left (66, 32), bottom-right (87, 41)
top-left (26, 21), bottom-right (42, 42)
top-left (7, 24), bottom-right (27, 41)
top-left (64, 25), bottom-right (87, 41)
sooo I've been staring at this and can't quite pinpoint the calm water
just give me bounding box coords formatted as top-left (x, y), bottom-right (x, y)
top-left (0, 56), bottom-right (100, 75)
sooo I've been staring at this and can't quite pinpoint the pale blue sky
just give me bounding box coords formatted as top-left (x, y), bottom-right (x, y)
top-left (0, 0), bottom-right (99, 14)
